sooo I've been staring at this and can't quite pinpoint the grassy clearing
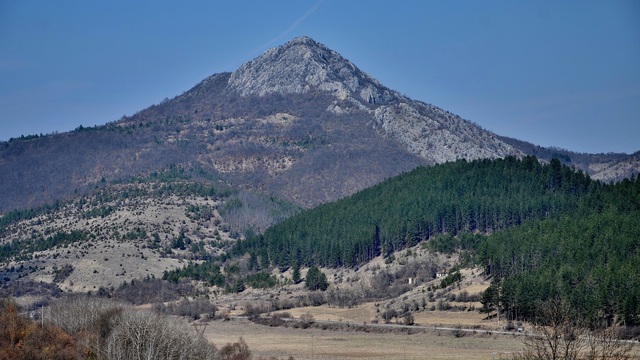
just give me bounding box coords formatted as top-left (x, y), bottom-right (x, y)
top-left (275, 304), bottom-right (375, 324)
top-left (412, 310), bottom-right (488, 328)
top-left (274, 304), bottom-right (495, 329)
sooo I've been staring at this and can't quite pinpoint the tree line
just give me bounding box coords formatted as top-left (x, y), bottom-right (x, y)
top-left (232, 156), bottom-right (600, 268)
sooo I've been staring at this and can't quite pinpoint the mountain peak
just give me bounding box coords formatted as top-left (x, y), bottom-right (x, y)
top-left (227, 36), bottom-right (397, 105)
top-left (285, 35), bottom-right (320, 47)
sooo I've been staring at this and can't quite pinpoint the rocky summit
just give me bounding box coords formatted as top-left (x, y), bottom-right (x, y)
top-left (0, 36), bottom-right (636, 213)
top-left (228, 36), bottom-right (396, 104)
top-left (226, 36), bottom-right (522, 162)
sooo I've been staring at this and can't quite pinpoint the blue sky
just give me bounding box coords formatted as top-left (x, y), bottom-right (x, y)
top-left (1, 1), bottom-right (638, 154)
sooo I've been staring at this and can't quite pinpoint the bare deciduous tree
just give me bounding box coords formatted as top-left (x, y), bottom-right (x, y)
top-left (518, 298), bottom-right (633, 360)
top-left (585, 324), bottom-right (633, 360)
top-left (104, 309), bottom-right (216, 360)
top-left (520, 298), bottom-right (584, 360)
top-left (50, 296), bottom-right (122, 335)
top-left (49, 297), bottom-right (218, 360)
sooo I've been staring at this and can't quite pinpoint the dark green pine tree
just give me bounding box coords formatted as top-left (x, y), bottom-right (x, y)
top-left (292, 262), bottom-right (301, 284)
top-left (305, 266), bottom-right (328, 291)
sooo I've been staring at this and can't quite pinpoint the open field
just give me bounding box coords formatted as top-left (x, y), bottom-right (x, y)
top-left (205, 317), bottom-right (527, 360)
top-left (206, 303), bottom-right (640, 360)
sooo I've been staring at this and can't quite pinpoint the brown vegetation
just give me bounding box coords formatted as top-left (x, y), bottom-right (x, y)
top-left (1, 296), bottom-right (263, 360)
top-left (0, 298), bottom-right (87, 360)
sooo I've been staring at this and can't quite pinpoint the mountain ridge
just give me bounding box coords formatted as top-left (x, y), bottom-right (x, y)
top-left (0, 36), bottom-right (638, 213)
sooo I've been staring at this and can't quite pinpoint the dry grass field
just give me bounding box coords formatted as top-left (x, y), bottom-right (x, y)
top-left (205, 316), bottom-right (640, 360)
top-left (273, 305), bottom-right (490, 329)
top-left (209, 296), bottom-right (640, 360)
top-left (205, 317), bottom-right (526, 360)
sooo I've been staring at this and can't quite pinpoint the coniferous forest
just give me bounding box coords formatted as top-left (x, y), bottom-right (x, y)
top-left (231, 156), bottom-right (640, 325)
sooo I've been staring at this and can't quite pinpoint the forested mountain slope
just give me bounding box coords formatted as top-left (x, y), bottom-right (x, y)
top-left (477, 209), bottom-right (640, 325)
top-left (231, 156), bottom-right (640, 324)
top-left (234, 156), bottom-right (598, 267)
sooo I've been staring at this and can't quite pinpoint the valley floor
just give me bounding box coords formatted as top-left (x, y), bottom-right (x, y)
top-left (205, 316), bottom-right (524, 360)
top-left (204, 304), bottom-right (640, 359)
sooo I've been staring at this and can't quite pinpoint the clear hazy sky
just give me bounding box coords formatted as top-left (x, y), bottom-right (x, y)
top-left (1, 1), bottom-right (638, 154)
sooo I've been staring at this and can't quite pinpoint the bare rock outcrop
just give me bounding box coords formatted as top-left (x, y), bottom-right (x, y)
top-left (590, 151), bottom-right (640, 182)
top-left (374, 102), bottom-right (522, 163)
top-left (228, 36), bottom-right (522, 164)
top-left (228, 36), bottom-right (396, 105)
